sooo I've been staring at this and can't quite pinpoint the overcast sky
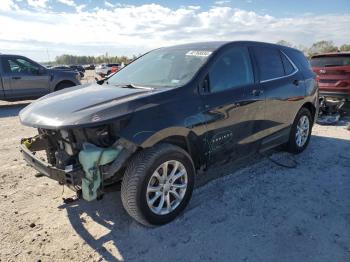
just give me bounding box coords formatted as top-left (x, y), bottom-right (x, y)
top-left (0, 0), bottom-right (349, 62)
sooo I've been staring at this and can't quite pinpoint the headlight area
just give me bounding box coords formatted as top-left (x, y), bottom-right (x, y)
top-left (20, 125), bottom-right (137, 201)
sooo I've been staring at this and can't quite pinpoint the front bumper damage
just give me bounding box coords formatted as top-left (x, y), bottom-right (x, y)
top-left (20, 140), bottom-right (82, 186)
top-left (20, 133), bottom-right (137, 201)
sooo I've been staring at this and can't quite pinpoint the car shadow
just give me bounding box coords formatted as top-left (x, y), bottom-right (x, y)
top-left (59, 134), bottom-right (350, 262)
top-left (59, 152), bottom-right (265, 261)
top-left (0, 102), bottom-right (30, 118)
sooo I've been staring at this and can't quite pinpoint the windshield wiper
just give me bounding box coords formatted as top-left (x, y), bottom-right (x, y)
top-left (114, 84), bottom-right (154, 90)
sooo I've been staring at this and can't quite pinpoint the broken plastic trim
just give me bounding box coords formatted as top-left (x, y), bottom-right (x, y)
top-left (20, 137), bottom-right (83, 189)
top-left (79, 143), bottom-right (122, 201)
top-left (78, 138), bottom-right (137, 201)
top-left (103, 138), bottom-right (138, 179)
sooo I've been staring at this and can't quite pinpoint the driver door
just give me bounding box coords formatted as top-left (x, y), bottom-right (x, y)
top-left (200, 45), bottom-right (265, 166)
top-left (1, 56), bottom-right (50, 99)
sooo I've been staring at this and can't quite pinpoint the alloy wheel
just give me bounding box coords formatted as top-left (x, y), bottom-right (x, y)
top-left (295, 115), bottom-right (310, 147)
top-left (146, 160), bottom-right (188, 215)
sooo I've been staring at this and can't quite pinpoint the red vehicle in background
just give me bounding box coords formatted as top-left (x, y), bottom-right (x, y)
top-left (111, 65), bottom-right (120, 73)
top-left (311, 52), bottom-right (350, 100)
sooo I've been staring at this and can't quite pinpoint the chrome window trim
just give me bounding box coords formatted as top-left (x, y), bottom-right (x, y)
top-left (260, 50), bottom-right (299, 83)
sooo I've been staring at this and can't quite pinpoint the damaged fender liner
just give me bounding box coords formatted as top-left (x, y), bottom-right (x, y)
top-left (20, 142), bottom-right (82, 186)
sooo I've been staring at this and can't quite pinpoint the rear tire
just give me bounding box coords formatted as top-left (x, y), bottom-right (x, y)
top-left (286, 107), bottom-right (312, 154)
top-left (121, 143), bottom-right (195, 226)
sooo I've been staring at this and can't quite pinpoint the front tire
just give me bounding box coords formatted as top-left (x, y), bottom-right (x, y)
top-left (286, 107), bottom-right (312, 154)
top-left (121, 144), bottom-right (195, 226)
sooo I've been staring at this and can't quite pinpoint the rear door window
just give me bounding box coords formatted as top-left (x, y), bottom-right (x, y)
top-left (252, 47), bottom-right (285, 81)
top-left (209, 46), bottom-right (254, 93)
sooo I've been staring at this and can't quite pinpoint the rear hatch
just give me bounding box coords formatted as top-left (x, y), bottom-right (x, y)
top-left (311, 53), bottom-right (350, 95)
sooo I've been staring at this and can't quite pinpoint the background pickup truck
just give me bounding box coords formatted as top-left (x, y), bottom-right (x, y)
top-left (0, 54), bottom-right (81, 101)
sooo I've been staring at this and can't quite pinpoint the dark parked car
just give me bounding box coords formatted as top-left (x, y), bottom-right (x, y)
top-left (83, 64), bottom-right (95, 70)
top-left (52, 65), bottom-right (84, 78)
top-left (19, 41), bottom-right (318, 226)
top-left (70, 65), bottom-right (85, 78)
top-left (69, 65), bottom-right (85, 73)
top-left (311, 52), bottom-right (350, 100)
top-left (0, 55), bottom-right (81, 101)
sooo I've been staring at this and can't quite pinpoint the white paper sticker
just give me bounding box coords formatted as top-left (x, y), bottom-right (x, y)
top-left (186, 50), bottom-right (212, 57)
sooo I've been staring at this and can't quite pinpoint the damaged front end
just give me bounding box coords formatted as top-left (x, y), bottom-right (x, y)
top-left (20, 125), bottom-right (137, 201)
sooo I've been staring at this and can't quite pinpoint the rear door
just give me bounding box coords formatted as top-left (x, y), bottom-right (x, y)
top-left (251, 46), bottom-right (305, 138)
top-left (200, 44), bottom-right (265, 166)
top-left (1, 56), bottom-right (50, 99)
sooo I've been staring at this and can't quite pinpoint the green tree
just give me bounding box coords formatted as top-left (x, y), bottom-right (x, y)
top-left (308, 40), bottom-right (338, 56)
top-left (54, 54), bottom-right (135, 65)
top-left (339, 44), bottom-right (350, 51)
top-left (276, 40), bottom-right (294, 48)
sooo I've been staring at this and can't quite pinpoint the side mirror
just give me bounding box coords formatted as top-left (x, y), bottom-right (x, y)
top-left (95, 77), bottom-right (105, 85)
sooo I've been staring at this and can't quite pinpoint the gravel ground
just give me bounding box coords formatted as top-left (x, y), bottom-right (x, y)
top-left (0, 100), bottom-right (349, 262)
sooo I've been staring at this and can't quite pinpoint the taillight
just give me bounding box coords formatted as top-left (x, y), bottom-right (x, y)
top-left (337, 81), bottom-right (349, 87)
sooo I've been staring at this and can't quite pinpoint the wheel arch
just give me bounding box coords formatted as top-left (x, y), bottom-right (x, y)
top-left (54, 80), bottom-right (76, 91)
top-left (301, 102), bottom-right (316, 122)
top-left (132, 127), bottom-right (202, 169)
top-left (155, 135), bottom-right (201, 168)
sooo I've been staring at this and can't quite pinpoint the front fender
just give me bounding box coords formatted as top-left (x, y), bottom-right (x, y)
top-left (132, 127), bottom-right (191, 148)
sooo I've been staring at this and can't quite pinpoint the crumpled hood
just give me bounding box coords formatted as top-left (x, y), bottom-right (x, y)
top-left (19, 83), bottom-right (159, 129)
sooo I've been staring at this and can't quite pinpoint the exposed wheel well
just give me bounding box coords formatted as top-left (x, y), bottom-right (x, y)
top-left (156, 135), bottom-right (200, 169)
top-left (54, 80), bottom-right (76, 91)
top-left (302, 102), bottom-right (316, 122)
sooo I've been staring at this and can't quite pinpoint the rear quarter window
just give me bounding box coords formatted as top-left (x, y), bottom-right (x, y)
top-left (284, 49), bottom-right (311, 72)
top-left (281, 53), bottom-right (295, 75)
top-left (284, 49), bottom-right (314, 79)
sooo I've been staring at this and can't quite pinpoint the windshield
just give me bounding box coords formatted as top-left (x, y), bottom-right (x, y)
top-left (311, 55), bottom-right (350, 67)
top-left (107, 48), bottom-right (212, 88)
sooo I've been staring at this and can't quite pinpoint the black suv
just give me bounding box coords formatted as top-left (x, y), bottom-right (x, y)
top-left (19, 41), bottom-right (318, 226)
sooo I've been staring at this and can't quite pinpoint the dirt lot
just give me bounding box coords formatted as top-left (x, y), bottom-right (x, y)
top-left (0, 100), bottom-right (349, 262)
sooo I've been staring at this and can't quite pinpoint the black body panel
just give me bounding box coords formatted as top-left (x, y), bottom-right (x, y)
top-left (19, 41), bottom-right (318, 169)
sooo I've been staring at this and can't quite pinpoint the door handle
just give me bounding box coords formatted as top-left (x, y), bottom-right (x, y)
top-left (12, 76), bottom-right (21, 80)
top-left (293, 79), bottom-right (299, 86)
top-left (252, 89), bottom-right (263, 96)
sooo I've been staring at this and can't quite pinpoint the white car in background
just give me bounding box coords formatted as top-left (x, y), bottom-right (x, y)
top-left (95, 63), bottom-right (121, 76)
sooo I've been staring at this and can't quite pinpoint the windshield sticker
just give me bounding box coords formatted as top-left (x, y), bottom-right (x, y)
top-left (186, 50), bottom-right (212, 57)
